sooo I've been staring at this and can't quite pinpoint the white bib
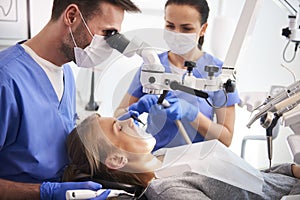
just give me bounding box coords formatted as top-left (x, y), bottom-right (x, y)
top-left (155, 140), bottom-right (264, 196)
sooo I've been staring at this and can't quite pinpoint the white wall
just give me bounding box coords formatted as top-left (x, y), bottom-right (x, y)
top-left (29, 0), bottom-right (53, 36)
top-left (1, 0), bottom-right (298, 168)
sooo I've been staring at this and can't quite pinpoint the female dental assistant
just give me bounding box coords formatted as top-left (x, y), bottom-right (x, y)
top-left (0, 0), bottom-right (140, 199)
top-left (115, 0), bottom-right (240, 151)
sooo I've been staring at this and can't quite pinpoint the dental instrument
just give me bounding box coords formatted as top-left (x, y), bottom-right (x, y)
top-left (247, 81), bottom-right (300, 129)
top-left (130, 114), bottom-right (146, 126)
top-left (249, 85), bottom-right (300, 171)
top-left (65, 189), bottom-right (133, 200)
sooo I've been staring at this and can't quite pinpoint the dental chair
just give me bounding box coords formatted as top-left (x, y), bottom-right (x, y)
top-left (279, 107), bottom-right (300, 200)
top-left (282, 105), bottom-right (300, 165)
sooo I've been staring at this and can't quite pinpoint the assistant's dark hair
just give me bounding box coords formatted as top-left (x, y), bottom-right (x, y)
top-left (165, 0), bottom-right (210, 50)
top-left (51, 0), bottom-right (140, 21)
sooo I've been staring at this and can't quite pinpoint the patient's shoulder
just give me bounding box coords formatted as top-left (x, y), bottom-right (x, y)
top-left (145, 172), bottom-right (211, 200)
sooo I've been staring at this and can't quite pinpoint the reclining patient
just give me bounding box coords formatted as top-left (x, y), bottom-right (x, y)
top-left (63, 113), bottom-right (300, 199)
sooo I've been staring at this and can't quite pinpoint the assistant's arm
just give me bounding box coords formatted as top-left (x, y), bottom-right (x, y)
top-left (0, 179), bottom-right (40, 199)
top-left (191, 105), bottom-right (235, 147)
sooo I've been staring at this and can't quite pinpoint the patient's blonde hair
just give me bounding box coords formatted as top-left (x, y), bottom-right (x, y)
top-left (63, 114), bottom-right (151, 187)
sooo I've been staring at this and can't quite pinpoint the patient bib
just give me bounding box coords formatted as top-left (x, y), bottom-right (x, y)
top-left (154, 140), bottom-right (264, 196)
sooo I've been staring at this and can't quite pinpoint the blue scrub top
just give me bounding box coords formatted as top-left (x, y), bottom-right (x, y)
top-left (128, 51), bottom-right (240, 151)
top-left (0, 44), bottom-right (77, 183)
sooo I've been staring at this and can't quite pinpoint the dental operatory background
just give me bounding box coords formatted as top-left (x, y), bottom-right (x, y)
top-left (1, 0), bottom-right (299, 169)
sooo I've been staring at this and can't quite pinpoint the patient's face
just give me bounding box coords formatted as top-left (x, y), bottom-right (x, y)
top-left (97, 116), bottom-right (156, 154)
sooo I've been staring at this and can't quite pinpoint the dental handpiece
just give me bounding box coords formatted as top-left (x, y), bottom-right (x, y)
top-left (247, 80), bottom-right (300, 128)
top-left (130, 114), bottom-right (146, 126)
top-left (66, 189), bottom-right (105, 200)
top-left (66, 189), bottom-right (133, 200)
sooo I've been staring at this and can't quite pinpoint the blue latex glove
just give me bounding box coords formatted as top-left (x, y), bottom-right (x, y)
top-left (117, 110), bottom-right (140, 126)
top-left (157, 97), bottom-right (198, 122)
top-left (40, 181), bottom-right (110, 200)
top-left (128, 94), bottom-right (159, 114)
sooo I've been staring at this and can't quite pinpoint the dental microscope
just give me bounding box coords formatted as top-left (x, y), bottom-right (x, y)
top-left (105, 32), bottom-right (236, 144)
top-left (105, 32), bottom-right (235, 99)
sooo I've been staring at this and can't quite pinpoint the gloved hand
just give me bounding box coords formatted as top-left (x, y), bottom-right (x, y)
top-left (157, 97), bottom-right (199, 122)
top-left (117, 110), bottom-right (140, 126)
top-left (128, 94), bottom-right (159, 114)
top-left (40, 181), bottom-right (110, 200)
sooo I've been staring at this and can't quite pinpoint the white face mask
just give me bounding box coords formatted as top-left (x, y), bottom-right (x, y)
top-left (69, 13), bottom-right (113, 68)
top-left (163, 29), bottom-right (198, 55)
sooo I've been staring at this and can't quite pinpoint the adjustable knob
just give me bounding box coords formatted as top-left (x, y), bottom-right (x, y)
top-left (223, 79), bottom-right (236, 93)
top-left (282, 27), bottom-right (291, 38)
top-left (184, 61), bottom-right (196, 75)
top-left (205, 65), bottom-right (219, 77)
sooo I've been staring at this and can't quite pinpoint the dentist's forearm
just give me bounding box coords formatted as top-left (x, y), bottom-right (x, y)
top-left (0, 178), bottom-right (40, 200)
